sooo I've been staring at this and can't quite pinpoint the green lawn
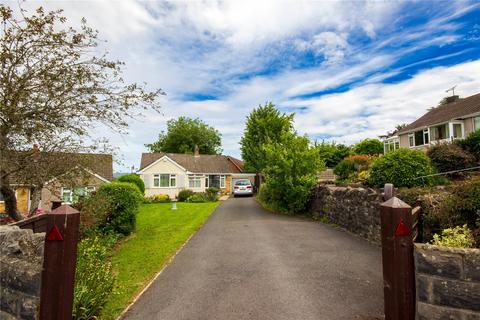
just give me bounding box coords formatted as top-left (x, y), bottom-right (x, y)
top-left (100, 201), bottom-right (220, 319)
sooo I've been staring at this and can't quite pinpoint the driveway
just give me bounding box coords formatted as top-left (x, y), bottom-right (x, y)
top-left (123, 197), bottom-right (384, 320)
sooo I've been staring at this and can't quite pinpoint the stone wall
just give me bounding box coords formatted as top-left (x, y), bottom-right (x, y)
top-left (414, 244), bottom-right (480, 319)
top-left (310, 185), bottom-right (383, 244)
top-left (0, 226), bottom-right (45, 320)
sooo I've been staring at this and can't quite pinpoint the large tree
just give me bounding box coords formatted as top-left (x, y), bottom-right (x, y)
top-left (0, 5), bottom-right (164, 220)
top-left (240, 102), bottom-right (294, 173)
top-left (146, 117), bottom-right (222, 154)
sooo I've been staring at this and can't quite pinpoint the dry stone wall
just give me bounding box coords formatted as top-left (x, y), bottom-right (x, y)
top-left (310, 185), bottom-right (383, 244)
top-left (0, 225), bottom-right (45, 320)
top-left (414, 244), bottom-right (480, 319)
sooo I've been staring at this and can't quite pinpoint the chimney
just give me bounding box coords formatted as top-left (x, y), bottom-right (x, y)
top-left (194, 145), bottom-right (200, 157)
top-left (445, 95), bottom-right (459, 104)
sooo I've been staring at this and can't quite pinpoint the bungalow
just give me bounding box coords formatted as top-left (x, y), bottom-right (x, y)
top-left (138, 150), bottom-right (255, 199)
top-left (383, 93), bottom-right (480, 153)
top-left (0, 153), bottom-right (113, 214)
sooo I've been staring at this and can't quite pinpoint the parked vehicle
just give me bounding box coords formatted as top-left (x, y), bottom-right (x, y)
top-left (233, 179), bottom-right (253, 197)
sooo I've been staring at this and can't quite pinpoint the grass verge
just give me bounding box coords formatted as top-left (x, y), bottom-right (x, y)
top-left (100, 201), bottom-right (220, 319)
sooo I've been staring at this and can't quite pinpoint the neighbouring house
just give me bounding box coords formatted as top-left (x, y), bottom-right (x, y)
top-left (383, 93), bottom-right (480, 153)
top-left (138, 150), bottom-right (255, 199)
top-left (0, 153), bottom-right (113, 214)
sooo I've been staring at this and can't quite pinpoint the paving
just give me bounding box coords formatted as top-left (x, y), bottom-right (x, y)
top-left (123, 197), bottom-right (384, 320)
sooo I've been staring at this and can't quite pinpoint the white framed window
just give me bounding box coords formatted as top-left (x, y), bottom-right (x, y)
top-left (474, 116), bottom-right (480, 131)
top-left (205, 176), bottom-right (209, 188)
top-left (220, 175), bottom-right (226, 188)
top-left (61, 186), bottom-right (95, 204)
top-left (430, 123), bottom-right (449, 141)
top-left (408, 133), bottom-right (414, 147)
top-left (188, 175), bottom-right (202, 188)
top-left (451, 123), bottom-right (463, 139)
top-left (154, 174), bottom-right (176, 187)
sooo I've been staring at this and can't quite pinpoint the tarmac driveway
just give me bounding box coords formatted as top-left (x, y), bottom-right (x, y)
top-left (123, 197), bottom-right (384, 320)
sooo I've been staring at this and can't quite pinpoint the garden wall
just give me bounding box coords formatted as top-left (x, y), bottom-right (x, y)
top-left (414, 244), bottom-right (480, 319)
top-left (0, 225), bottom-right (45, 320)
top-left (310, 185), bottom-right (383, 244)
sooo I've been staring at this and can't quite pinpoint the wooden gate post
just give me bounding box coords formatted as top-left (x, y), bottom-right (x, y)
top-left (39, 205), bottom-right (80, 320)
top-left (380, 195), bottom-right (415, 320)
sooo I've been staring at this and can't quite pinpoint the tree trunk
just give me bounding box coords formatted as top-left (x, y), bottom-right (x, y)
top-left (0, 171), bottom-right (24, 221)
top-left (29, 186), bottom-right (42, 216)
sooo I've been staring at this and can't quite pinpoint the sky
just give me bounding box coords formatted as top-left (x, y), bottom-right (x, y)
top-left (11, 0), bottom-right (480, 171)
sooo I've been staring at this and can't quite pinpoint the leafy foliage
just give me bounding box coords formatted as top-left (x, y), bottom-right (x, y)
top-left (333, 160), bottom-right (356, 181)
top-left (144, 194), bottom-right (170, 204)
top-left (315, 141), bottom-right (351, 167)
top-left (259, 133), bottom-right (324, 213)
top-left (427, 142), bottom-right (476, 173)
top-left (353, 138), bottom-right (384, 155)
top-left (431, 225), bottom-right (475, 248)
top-left (177, 189), bottom-right (195, 202)
top-left (368, 148), bottom-right (432, 187)
top-left (117, 174), bottom-right (145, 194)
top-left (205, 187), bottom-right (220, 201)
top-left (73, 235), bottom-right (116, 320)
top-left (0, 4), bottom-right (163, 220)
top-left (456, 129), bottom-right (480, 160)
top-left (186, 194), bottom-right (207, 203)
top-left (240, 102), bottom-right (294, 173)
top-left (96, 182), bottom-right (143, 235)
top-left (146, 117), bottom-right (222, 154)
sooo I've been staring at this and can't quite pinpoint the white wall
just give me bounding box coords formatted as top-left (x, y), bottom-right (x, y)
top-left (141, 157), bottom-right (187, 199)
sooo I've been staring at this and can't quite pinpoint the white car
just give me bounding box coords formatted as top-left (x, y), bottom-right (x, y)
top-left (233, 179), bottom-right (253, 197)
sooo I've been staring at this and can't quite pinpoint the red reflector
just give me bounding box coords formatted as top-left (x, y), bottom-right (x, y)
top-left (247, 186), bottom-right (252, 189)
top-left (395, 219), bottom-right (410, 237)
top-left (46, 224), bottom-right (64, 241)
top-left (234, 186), bottom-right (239, 189)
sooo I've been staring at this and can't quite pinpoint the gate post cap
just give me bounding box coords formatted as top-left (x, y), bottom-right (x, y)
top-left (51, 204), bottom-right (79, 215)
top-left (381, 196), bottom-right (411, 208)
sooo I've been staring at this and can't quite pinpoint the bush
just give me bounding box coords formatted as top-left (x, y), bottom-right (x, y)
top-left (177, 189), bottom-right (195, 202)
top-left (431, 225), bottom-right (475, 248)
top-left (205, 187), bottom-right (220, 201)
top-left (73, 191), bottom-right (111, 236)
top-left (353, 138), bottom-right (384, 155)
top-left (73, 235), bottom-right (116, 320)
top-left (186, 194), bottom-right (207, 203)
top-left (456, 129), bottom-right (480, 160)
top-left (144, 194), bottom-right (170, 204)
top-left (117, 174), bottom-right (145, 194)
top-left (334, 160), bottom-right (356, 180)
top-left (96, 182), bottom-right (143, 235)
top-left (368, 148), bottom-right (432, 188)
top-left (427, 143), bottom-right (476, 173)
top-left (316, 141), bottom-right (351, 167)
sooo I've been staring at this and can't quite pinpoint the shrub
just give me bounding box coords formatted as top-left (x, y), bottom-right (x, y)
top-left (96, 182), bottom-right (143, 235)
top-left (144, 194), bottom-right (170, 204)
top-left (431, 225), bottom-right (475, 248)
top-left (74, 191), bottom-right (111, 236)
top-left (345, 154), bottom-right (373, 171)
top-left (316, 141), bottom-right (351, 167)
top-left (177, 189), bottom-right (195, 202)
top-left (186, 194), bottom-right (206, 203)
top-left (427, 143), bottom-right (476, 173)
top-left (353, 138), bottom-right (384, 155)
top-left (334, 159), bottom-right (356, 180)
top-left (368, 148), bottom-right (432, 188)
top-left (456, 129), bottom-right (480, 160)
top-left (73, 235), bottom-right (116, 320)
top-left (117, 174), bottom-right (145, 194)
top-left (205, 187), bottom-right (220, 201)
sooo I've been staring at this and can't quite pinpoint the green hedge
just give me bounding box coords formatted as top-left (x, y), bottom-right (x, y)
top-left (368, 148), bottom-right (432, 188)
top-left (117, 174), bottom-right (145, 194)
top-left (177, 189), bottom-right (195, 202)
top-left (97, 182), bottom-right (143, 235)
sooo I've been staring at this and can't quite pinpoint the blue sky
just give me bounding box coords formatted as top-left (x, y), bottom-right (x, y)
top-left (18, 1), bottom-right (480, 171)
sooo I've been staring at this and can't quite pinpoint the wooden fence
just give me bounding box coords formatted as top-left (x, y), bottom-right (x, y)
top-left (380, 184), bottom-right (422, 320)
top-left (12, 205), bottom-right (80, 320)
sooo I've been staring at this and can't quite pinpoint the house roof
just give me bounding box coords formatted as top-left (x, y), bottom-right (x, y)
top-left (397, 93), bottom-right (480, 134)
top-left (140, 153), bottom-right (246, 174)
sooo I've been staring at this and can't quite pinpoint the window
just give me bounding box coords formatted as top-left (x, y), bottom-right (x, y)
top-left (154, 174), bottom-right (176, 187)
top-left (408, 134), bottom-right (414, 147)
top-left (62, 186), bottom-right (95, 204)
top-left (220, 175), bottom-right (226, 188)
top-left (384, 137), bottom-right (400, 153)
top-left (205, 176), bottom-right (209, 188)
top-left (430, 123), bottom-right (449, 141)
top-left (474, 116), bottom-right (480, 130)
top-left (452, 123), bottom-right (463, 139)
top-left (423, 129), bottom-right (429, 144)
top-left (188, 175), bottom-right (202, 188)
